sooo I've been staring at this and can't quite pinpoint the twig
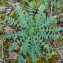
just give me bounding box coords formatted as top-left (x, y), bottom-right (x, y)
top-left (56, 50), bottom-right (63, 59)
top-left (1, 39), bottom-right (4, 62)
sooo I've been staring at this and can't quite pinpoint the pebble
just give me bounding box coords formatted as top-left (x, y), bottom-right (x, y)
top-left (0, 61), bottom-right (3, 63)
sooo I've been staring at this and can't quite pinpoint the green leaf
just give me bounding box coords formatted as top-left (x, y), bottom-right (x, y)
top-left (21, 38), bottom-right (30, 54)
top-left (57, 27), bottom-right (62, 32)
top-left (9, 42), bottom-right (18, 51)
top-left (25, 0), bottom-right (28, 2)
top-left (17, 30), bottom-right (27, 37)
top-left (56, 1), bottom-right (61, 8)
top-left (18, 55), bottom-right (24, 63)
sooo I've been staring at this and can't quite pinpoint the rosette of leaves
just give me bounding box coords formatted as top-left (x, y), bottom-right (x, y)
top-left (3, 4), bottom-right (62, 63)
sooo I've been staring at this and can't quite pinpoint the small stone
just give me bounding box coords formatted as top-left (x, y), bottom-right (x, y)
top-left (0, 58), bottom-right (2, 61)
top-left (0, 61), bottom-right (3, 63)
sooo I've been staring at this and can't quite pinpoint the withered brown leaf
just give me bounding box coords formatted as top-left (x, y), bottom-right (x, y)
top-left (14, 45), bottom-right (20, 50)
top-left (9, 52), bottom-right (18, 59)
top-left (4, 26), bottom-right (14, 33)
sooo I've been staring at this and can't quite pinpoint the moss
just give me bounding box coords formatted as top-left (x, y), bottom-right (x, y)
top-left (55, 38), bottom-right (63, 46)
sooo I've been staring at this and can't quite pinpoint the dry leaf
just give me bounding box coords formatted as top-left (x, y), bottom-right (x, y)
top-left (24, 59), bottom-right (26, 63)
top-left (0, 6), bottom-right (7, 12)
top-left (47, 39), bottom-right (56, 47)
top-left (4, 26), bottom-right (14, 33)
top-left (54, 15), bottom-right (57, 18)
top-left (14, 45), bottom-right (20, 50)
top-left (13, 36), bottom-right (17, 40)
top-left (9, 52), bottom-right (18, 59)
